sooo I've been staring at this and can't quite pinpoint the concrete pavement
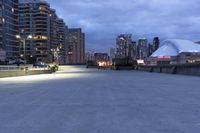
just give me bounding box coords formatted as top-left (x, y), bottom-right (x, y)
top-left (0, 66), bottom-right (200, 133)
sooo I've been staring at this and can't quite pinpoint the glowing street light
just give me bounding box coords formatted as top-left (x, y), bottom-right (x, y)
top-left (27, 35), bottom-right (33, 39)
top-left (16, 34), bottom-right (33, 63)
top-left (16, 35), bottom-right (21, 39)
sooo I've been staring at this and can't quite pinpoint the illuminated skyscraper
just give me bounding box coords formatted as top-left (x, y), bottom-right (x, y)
top-left (0, 0), bottom-right (19, 60)
top-left (19, 0), bottom-right (51, 63)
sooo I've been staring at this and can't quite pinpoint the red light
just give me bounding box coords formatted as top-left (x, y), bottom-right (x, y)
top-left (158, 56), bottom-right (171, 59)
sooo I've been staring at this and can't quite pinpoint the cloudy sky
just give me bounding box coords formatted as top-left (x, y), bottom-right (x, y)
top-left (48, 0), bottom-right (200, 52)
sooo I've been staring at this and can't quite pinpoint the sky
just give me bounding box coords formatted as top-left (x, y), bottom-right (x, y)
top-left (47, 0), bottom-right (200, 52)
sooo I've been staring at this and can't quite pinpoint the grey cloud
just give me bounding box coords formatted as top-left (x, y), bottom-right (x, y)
top-left (48, 0), bottom-right (200, 51)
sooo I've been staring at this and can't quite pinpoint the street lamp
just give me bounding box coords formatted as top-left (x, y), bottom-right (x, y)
top-left (27, 35), bottom-right (33, 39)
top-left (16, 35), bottom-right (21, 39)
top-left (16, 35), bottom-right (33, 63)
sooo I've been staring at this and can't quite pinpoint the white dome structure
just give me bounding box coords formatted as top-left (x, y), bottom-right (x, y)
top-left (151, 39), bottom-right (200, 57)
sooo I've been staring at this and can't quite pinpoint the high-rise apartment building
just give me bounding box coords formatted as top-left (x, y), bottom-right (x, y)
top-left (148, 43), bottom-right (153, 57)
top-left (49, 8), bottom-right (59, 64)
top-left (49, 9), bottom-right (59, 51)
top-left (81, 33), bottom-right (85, 63)
top-left (115, 34), bottom-right (138, 60)
top-left (0, 0), bottom-right (85, 64)
top-left (137, 38), bottom-right (148, 59)
top-left (19, 0), bottom-right (51, 63)
top-left (49, 9), bottom-right (68, 64)
top-left (57, 19), bottom-right (67, 64)
top-left (110, 48), bottom-right (116, 61)
top-left (129, 41), bottom-right (137, 60)
top-left (148, 37), bottom-right (160, 57)
top-left (67, 28), bottom-right (85, 64)
top-left (116, 34), bottom-right (132, 58)
top-left (152, 37), bottom-right (160, 52)
top-left (0, 0), bottom-right (19, 60)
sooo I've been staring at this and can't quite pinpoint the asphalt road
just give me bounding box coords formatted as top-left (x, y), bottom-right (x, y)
top-left (0, 66), bottom-right (200, 133)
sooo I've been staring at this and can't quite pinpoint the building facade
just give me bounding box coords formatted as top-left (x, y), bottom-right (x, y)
top-left (109, 48), bottom-right (116, 62)
top-left (57, 19), bottom-right (66, 64)
top-left (49, 9), bottom-right (68, 64)
top-left (152, 37), bottom-right (160, 53)
top-left (49, 8), bottom-right (59, 63)
top-left (129, 41), bottom-right (137, 60)
top-left (115, 34), bottom-right (139, 60)
top-left (116, 34), bottom-right (132, 59)
top-left (67, 28), bottom-right (85, 64)
top-left (19, 0), bottom-right (51, 63)
top-left (0, 0), bottom-right (19, 60)
top-left (1, 0), bottom-right (85, 64)
top-left (19, 0), bottom-right (69, 64)
top-left (94, 53), bottom-right (109, 62)
top-left (148, 37), bottom-right (160, 57)
top-left (137, 38), bottom-right (148, 59)
top-left (149, 39), bottom-right (200, 65)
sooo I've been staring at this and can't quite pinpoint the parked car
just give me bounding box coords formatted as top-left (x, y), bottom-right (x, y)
top-left (18, 59), bottom-right (26, 64)
top-left (33, 62), bottom-right (49, 68)
top-left (8, 59), bottom-right (16, 65)
top-left (8, 59), bottom-right (26, 65)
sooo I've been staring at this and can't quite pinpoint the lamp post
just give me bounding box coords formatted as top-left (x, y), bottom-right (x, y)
top-left (16, 35), bottom-right (33, 63)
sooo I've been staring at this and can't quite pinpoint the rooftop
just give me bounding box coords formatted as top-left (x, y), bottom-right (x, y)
top-left (151, 39), bottom-right (200, 57)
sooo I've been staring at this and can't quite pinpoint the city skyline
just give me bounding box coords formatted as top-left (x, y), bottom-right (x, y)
top-left (48, 0), bottom-right (200, 52)
top-left (0, 0), bottom-right (85, 64)
top-left (1, 1), bottom-right (200, 132)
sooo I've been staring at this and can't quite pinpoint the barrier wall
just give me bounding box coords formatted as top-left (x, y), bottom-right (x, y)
top-left (137, 64), bottom-right (200, 76)
top-left (0, 70), bottom-right (53, 78)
